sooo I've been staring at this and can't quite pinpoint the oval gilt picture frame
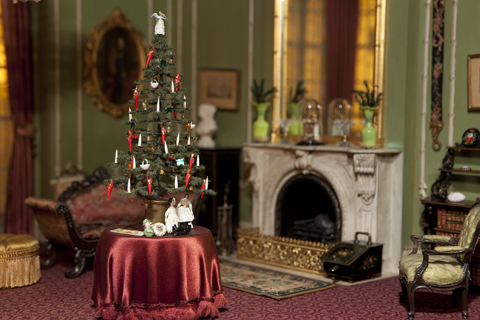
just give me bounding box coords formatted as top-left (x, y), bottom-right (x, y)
top-left (84, 9), bottom-right (146, 118)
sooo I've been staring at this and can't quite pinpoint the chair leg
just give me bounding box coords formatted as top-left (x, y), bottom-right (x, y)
top-left (453, 288), bottom-right (459, 308)
top-left (400, 282), bottom-right (407, 303)
top-left (462, 287), bottom-right (468, 319)
top-left (41, 241), bottom-right (56, 269)
top-left (407, 286), bottom-right (416, 320)
top-left (64, 247), bottom-right (95, 278)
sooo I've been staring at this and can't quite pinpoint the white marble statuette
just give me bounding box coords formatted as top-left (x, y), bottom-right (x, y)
top-left (196, 104), bottom-right (217, 149)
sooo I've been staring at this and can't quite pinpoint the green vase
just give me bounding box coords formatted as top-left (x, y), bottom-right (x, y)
top-left (287, 102), bottom-right (303, 136)
top-left (253, 102), bottom-right (270, 142)
top-left (361, 108), bottom-right (377, 148)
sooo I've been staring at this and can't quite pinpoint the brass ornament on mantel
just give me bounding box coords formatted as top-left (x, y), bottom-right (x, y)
top-left (84, 9), bottom-right (147, 118)
top-left (236, 228), bottom-right (335, 275)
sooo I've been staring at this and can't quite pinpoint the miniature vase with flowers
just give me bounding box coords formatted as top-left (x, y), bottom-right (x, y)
top-left (251, 79), bottom-right (275, 142)
top-left (353, 81), bottom-right (382, 148)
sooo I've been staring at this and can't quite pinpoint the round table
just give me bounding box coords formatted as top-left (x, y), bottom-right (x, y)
top-left (91, 224), bottom-right (228, 319)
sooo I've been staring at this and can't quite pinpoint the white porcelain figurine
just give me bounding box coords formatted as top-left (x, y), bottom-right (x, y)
top-left (151, 11), bottom-right (167, 35)
top-left (177, 194), bottom-right (194, 228)
top-left (165, 198), bottom-right (180, 233)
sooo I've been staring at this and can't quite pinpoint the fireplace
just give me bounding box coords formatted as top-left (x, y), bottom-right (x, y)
top-left (242, 143), bottom-right (403, 275)
top-left (275, 174), bottom-right (341, 243)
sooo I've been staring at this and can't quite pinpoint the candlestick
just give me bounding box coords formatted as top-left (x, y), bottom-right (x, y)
top-left (115, 149), bottom-right (118, 163)
top-left (171, 80), bottom-right (174, 93)
top-left (174, 176), bottom-right (178, 189)
top-left (196, 155), bottom-right (199, 166)
top-left (205, 177), bottom-right (209, 190)
top-left (157, 97), bottom-right (160, 112)
top-left (127, 178), bottom-right (131, 193)
top-left (129, 108), bottom-right (132, 122)
top-left (133, 156), bottom-right (136, 169)
top-left (164, 141), bottom-right (169, 154)
top-left (138, 134), bottom-right (142, 146)
top-left (176, 133), bottom-right (180, 145)
top-left (187, 136), bottom-right (190, 145)
top-left (184, 95), bottom-right (186, 108)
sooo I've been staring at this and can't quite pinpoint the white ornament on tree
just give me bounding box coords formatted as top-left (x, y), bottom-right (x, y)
top-left (140, 159), bottom-right (150, 171)
top-left (196, 104), bottom-right (217, 149)
top-left (151, 12), bottom-right (167, 35)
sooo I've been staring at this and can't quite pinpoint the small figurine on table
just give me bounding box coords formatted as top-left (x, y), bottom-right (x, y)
top-left (177, 194), bottom-right (194, 228)
top-left (165, 198), bottom-right (180, 233)
top-left (143, 219), bottom-right (155, 237)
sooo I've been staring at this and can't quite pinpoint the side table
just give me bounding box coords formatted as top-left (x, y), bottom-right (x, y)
top-left (91, 224), bottom-right (228, 319)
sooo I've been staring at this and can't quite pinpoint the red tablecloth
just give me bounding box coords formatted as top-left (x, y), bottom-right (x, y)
top-left (91, 224), bottom-right (228, 319)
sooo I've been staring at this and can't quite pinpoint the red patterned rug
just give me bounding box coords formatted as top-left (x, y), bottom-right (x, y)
top-left (1, 263), bottom-right (480, 319)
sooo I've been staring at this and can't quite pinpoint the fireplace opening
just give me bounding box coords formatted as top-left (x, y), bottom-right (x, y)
top-left (275, 174), bottom-right (341, 243)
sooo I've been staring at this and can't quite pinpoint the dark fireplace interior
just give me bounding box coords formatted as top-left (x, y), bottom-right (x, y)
top-left (275, 174), bottom-right (341, 243)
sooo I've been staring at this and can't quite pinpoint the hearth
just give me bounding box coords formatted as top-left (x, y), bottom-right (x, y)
top-left (242, 143), bottom-right (403, 275)
top-left (275, 174), bottom-right (341, 243)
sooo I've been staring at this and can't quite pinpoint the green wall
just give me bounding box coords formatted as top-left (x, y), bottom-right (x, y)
top-left (30, 0), bottom-right (273, 224)
top-left (384, 0), bottom-right (480, 248)
top-left (31, 0), bottom-right (480, 247)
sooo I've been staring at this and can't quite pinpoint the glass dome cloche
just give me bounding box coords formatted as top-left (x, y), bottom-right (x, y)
top-left (296, 99), bottom-right (323, 146)
top-left (327, 98), bottom-right (356, 147)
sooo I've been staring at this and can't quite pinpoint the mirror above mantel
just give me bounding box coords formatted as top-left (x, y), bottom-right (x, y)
top-left (272, 0), bottom-right (387, 146)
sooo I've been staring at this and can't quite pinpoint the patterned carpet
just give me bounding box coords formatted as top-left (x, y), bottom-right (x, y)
top-left (219, 259), bottom-right (335, 300)
top-left (2, 262), bottom-right (480, 319)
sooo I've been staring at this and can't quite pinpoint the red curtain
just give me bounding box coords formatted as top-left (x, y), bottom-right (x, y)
top-left (326, 0), bottom-right (359, 105)
top-left (3, 0), bottom-right (34, 235)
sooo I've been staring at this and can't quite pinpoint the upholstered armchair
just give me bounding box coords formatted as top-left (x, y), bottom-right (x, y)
top-left (399, 202), bottom-right (480, 319)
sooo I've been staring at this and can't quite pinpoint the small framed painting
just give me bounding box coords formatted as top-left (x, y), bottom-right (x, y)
top-left (467, 54), bottom-right (480, 111)
top-left (200, 69), bottom-right (239, 111)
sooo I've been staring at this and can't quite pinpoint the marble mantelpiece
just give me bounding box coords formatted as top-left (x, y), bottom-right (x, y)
top-left (242, 143), bottom-right (403, 275)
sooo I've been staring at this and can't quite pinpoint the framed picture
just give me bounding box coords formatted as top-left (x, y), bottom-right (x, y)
top-left (200, 69), bottom-right (239, 111)
top-left (468, 54), bottom-right (480, 111)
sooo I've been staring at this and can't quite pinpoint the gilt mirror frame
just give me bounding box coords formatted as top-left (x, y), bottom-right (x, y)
top-left (84, 9), bottom-right (147, 118)
top-left (272, 0), bottom-right (387, 146)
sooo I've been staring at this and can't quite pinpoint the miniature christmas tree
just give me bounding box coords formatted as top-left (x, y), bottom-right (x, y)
top-left (106, 11), bottom-right (214, 223)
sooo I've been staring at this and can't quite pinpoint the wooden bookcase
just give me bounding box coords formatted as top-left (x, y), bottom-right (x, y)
top-left (422, 146), bottom-right (480, 285)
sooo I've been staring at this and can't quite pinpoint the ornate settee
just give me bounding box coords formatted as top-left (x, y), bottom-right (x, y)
top-left (25, 167), bottom-right (145, 278)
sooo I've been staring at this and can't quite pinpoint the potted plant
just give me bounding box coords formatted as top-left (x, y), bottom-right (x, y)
top-left (287, 80), bottom-right (306, 136)
top-left (251, 79), bottom-right (276, 142)
top-left (352, 81), bottom-right (383, 148)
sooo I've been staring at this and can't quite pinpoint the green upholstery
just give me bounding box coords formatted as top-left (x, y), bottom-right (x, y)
top-left (422, 235), bottom-right (452, 241)
top-left (434, 246), bottom-right (464, 253)
top-left (399, 254), bottom-right (464, 285)
top-left (458, 206), bottom-right (480, 261)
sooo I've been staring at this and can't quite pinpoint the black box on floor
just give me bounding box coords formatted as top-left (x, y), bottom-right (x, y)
top-left (322, 232), bottom-right (383, 283)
